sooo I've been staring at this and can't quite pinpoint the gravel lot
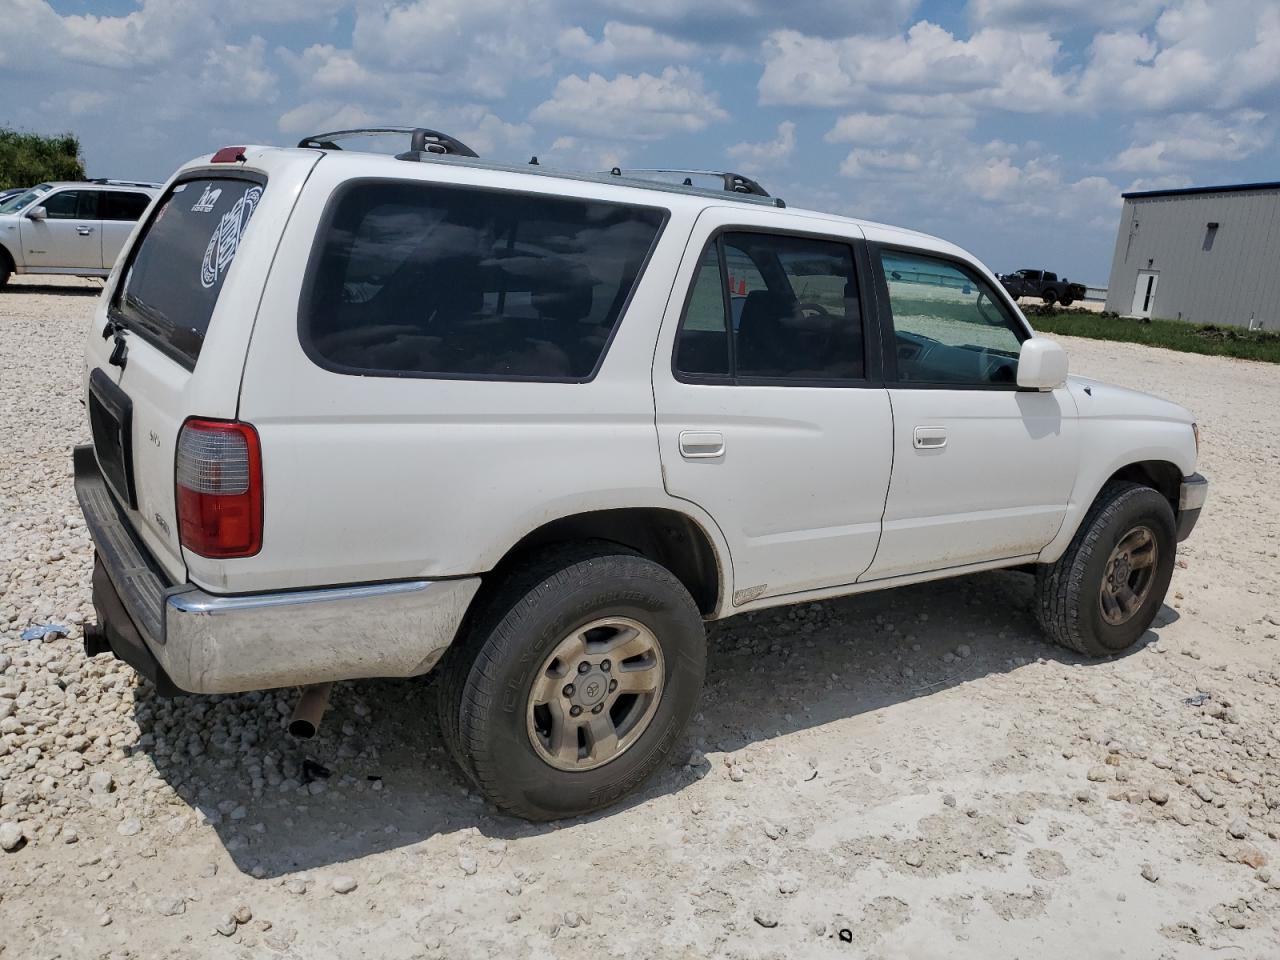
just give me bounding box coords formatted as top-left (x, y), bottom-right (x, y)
top-left (1, 276), bottom-right (1278, 959)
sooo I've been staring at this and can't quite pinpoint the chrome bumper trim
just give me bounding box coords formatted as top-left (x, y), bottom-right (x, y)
top-left (161, 577), bottom-right (481, 694)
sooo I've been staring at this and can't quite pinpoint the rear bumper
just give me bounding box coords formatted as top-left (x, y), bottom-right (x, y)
top-left (1176, 472), bottom-right (1208, 542)
top-left (74, 444), bottom-right (480, 695)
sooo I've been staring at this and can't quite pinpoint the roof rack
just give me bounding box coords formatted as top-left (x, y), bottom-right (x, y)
top-left (607, 168), bottom-right (775, 200)
top-left (296, 126), bottom-right (478, 159)
top-left (87, 178), bottom-right (161, 188)
top-left (289, 128), bottom-right (786, 208)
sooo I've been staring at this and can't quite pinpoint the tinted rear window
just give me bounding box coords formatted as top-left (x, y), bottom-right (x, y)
top-left (301, 180), bottom-right (666, 381)
top-left (103, 191), bottom-right (152, 221)
top-left (113, 176), bottom-right (264, 367)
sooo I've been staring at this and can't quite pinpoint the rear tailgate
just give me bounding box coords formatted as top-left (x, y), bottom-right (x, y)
top-left (84, 148), bottom-right (321, 586)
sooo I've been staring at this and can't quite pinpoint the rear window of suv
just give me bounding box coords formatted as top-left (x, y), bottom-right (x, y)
top-left (112, 175), bottom-right (264, 368)
top-left (300, 180), bottom-right (666, 381)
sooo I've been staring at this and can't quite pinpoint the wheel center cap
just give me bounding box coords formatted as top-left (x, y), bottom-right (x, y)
top-left (1112, 557), bottom-right (1131, 585)
top-left (573, 669), bottom-right (609, 707)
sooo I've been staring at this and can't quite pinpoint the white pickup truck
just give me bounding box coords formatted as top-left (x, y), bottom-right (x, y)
top-left (75, 130), bottom-right (1207, 820)
top-left (0, 180), bottom-right (158, 286)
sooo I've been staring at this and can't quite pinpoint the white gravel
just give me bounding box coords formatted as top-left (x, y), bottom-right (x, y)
top-left (1, 275), bottom-right (1279, 958)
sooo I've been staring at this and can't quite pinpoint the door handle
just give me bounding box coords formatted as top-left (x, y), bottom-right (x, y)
top-left (679, 430), bottom-right (725, 459)
top-left (913, 426), bottom-right (948, 450)
top-left (77, 226), bottom-right (95, 235)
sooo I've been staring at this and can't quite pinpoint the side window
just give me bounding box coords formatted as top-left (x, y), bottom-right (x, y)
top-left (879, 249), bottom-right (1024, 386)
top-left (673, 231), bottom-right (865, 383)
top-left (41, 190), bottom-right (95, 219)
top-left (674, 244), bottom-right (730, 377)
top-left (302, 181), bottom-right (665, 380)
top-left (103, 192), bottom-right (151, 221)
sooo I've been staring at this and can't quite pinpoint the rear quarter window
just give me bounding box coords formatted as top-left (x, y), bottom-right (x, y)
top-left (300, 180), bottom-right (667, 381)
top-left (112, 175), bottom-right (264, 368)
top-left (103, 191), bottom-right (152, 221)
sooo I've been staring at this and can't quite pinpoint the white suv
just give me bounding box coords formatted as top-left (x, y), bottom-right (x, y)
top-left (75, 129), bottom-right (1207, 820)
top-left (0, 179), bottom-right (159, 287)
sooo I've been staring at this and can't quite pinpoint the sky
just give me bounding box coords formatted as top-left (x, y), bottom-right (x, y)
top-left (2, 0), bottom-right (1277, 285)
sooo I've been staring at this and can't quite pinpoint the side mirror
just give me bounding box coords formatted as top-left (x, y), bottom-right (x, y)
top-left (1017, 337), bottom-right (1068, 391)
top-left (27, 206), bottom-right (47, 221)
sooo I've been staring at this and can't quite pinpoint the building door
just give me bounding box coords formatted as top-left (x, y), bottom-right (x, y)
top-left (1130, 269), bottom-right (1159, 318)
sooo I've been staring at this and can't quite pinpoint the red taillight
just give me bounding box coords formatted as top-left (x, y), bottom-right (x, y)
top-left (175, 419), bottom-right (262, 558)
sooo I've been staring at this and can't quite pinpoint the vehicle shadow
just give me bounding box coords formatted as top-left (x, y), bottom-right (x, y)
top-left (126, 569), bottom-right (1172, 878)
top-left (4, 283), bottom-right (103, 297)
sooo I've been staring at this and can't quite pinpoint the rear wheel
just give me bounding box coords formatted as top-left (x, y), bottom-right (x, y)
top-left (1035, 482), bottom-right (1176, 657)
top-left (1060, 297), bottom-right (1075, 307)
top-left (437, 543), bottom-right (706, 820)
top-left (1041, 288), bottom-right (1059, 305)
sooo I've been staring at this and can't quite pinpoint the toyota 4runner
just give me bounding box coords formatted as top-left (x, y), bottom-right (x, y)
top-left (75, 128), bottom-right (1207, 820)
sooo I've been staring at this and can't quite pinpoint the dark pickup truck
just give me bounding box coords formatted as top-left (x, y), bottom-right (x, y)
top-left (999, 269), bottom-right (1086, 307)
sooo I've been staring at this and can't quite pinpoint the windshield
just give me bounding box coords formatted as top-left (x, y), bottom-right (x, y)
top-left (0, 183), bottom-right (52, 214)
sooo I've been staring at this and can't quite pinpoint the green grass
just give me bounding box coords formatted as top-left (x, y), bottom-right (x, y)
top-left (1026, 306), bottom-right (1280, 364)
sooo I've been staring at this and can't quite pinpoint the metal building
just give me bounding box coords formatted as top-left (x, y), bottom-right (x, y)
top-left (1103, 181), bottom-right (1280, 329)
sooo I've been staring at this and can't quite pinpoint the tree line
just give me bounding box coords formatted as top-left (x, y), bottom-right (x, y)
top-left (0, 127), bottom-right (86, 190)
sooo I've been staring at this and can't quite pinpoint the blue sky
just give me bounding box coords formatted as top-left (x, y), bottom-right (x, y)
top-left (4, 0), bottom-right (1277, 284)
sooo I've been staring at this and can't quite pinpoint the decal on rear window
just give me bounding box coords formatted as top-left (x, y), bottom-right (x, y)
top-left (191, 184), bottom-right (223, 212)
top-left (112, 174), bottom-right (267, 369)
top-left (200, 186), bottom-right (261, 289)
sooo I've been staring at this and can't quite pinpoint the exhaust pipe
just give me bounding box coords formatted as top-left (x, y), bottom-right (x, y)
top-left (83, 622), bottom-right (111, 658)
top-left (288, 682), bottom-right (334, 740)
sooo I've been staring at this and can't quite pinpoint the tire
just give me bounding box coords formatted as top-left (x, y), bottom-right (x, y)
top-left (1041, 288), bottom-right (1059, 305)
top-left (0, 255), bottom-right (11, 290)
top-left (1035, 482), bottom-right (1177, 657)
top-left (1060, 298), bottom-right (1075, 307)
top-left (436, 542), bottom-right (706, 820)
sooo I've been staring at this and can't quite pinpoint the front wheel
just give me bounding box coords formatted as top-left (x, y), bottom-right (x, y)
top-left (1035, 482), bottom-right (1177, 657)
top-left (437, 543), bottom-right (706, 820)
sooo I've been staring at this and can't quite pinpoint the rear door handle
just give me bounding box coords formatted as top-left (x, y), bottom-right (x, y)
top-left (679, 430), bottom-right (725, 459)
top-left (77, 226), bottom-right (95, 235)
top-left (913, 426), bottom-right (947, 450)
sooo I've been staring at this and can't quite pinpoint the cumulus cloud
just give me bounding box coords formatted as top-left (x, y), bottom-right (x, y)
top-left (1111, 110), bottom-right (1271, 173)
top-left (759, 23), bottom-right (1070, 113)
top-left (557, 22), bottom-right (701, 65)
top-left (1074, 0), bottom-right (1280, 111)
top-left (832, 119), bottom-right (1119, 229)
top-left (351, 0), bottom-right (556, 99)
top-left (825, 112), bottom-right (974, 145)
top-left (969, 0), bottom-right (1168, 28)
top-left (280, 44), bottom-right (375, 93)
top-left (587, 0), bottom-right (919, 42)
top-left (726, 121), bottom-right (796, 172)
top-left (531, 67), bottom-right (728, 140)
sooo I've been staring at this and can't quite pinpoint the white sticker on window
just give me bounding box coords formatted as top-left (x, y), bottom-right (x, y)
top-left (191, 185), bottom-right (222, 212)
top-left (200, 186), bottom-right (262, 289)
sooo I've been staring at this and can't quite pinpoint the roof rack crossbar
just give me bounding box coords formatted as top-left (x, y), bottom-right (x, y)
top-left (296, 126), bottom-right (478, 159)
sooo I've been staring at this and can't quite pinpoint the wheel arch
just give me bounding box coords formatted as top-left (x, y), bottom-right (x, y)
top-left (1040, 453), bottom-right (1189, 564)
top-left (1104, 459), bottom-right (1181, 514)
top-left (490, 507), bottom-right (726, 617)
top-left (0, 241), bottom-right (15, 274)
